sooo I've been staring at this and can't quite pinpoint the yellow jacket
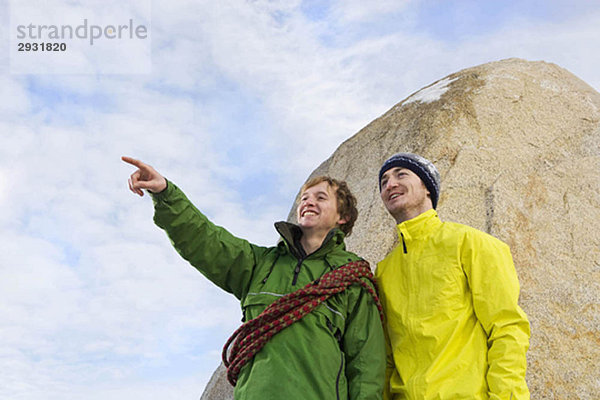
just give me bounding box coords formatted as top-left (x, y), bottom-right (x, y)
top-left (376, 209), bottom-right (530, 400)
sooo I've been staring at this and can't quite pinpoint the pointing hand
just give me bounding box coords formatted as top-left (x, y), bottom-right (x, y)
top-left (121, 156), bottom-right (167, 196)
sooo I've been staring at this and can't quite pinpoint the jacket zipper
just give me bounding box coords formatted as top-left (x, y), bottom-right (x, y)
top-left (328, 318), bottom-right (344, 400)
top-left (400, 232), bottom-right (407, 253)
top-left (292, 258), bottom-right (303, 286)
top-left (276, 223), bottom-right (339, 286)
top-left (335, 351), bottom-right (344, 400)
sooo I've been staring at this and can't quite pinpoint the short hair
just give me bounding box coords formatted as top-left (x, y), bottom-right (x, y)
top-left (300, 176), bottom-right (358, 236)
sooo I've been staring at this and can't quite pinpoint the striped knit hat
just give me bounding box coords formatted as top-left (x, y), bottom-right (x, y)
top-left (378, 153), bottom-right (441, 209)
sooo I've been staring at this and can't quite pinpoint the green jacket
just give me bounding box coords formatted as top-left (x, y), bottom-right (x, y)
top-left (152, 181), bottom-right (386, 400)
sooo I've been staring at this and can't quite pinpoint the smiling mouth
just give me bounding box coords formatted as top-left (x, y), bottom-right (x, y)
top-left (389, 193), bottom-right (403, 200)
top-left (301, 210), bottom-right (318, 217)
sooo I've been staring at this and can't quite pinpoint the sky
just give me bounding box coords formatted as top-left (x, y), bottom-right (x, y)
top-left (1, 0), bottom-right (599, 399)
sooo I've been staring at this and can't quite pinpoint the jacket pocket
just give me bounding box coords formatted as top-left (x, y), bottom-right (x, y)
top-left (241, 292), bottom-right (283, 322)
top-left (313, 301), bottom-right (347, 342)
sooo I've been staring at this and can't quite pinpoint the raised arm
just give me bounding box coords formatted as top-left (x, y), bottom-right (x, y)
top-left (122, 156), bottom-right (268, 300)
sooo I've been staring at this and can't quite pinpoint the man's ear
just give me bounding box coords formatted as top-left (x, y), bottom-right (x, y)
top-left (337, 215), bottom-right (348, 225)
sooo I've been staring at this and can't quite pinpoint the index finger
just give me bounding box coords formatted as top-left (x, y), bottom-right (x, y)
top-left (121, 156), bottom-right (146, 169)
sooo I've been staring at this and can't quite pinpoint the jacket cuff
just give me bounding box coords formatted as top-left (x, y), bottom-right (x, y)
top-left (149, 178), bottom-right (172, 202)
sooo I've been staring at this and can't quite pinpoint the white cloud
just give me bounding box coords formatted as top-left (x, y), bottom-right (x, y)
top-left (330, 0), bottom-right (414, 23)
top-left (178, 1), bottom-right (400, 181)
top-left (0, 169), bottom-right (6, 206)
top-left (0, 77), bottom-right (30, 117)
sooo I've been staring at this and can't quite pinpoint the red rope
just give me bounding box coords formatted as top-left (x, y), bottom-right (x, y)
top-left (221, 260), bottom-right (383, 386)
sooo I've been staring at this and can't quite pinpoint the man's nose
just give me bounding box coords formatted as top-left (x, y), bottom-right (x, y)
top-left (306, 197), bottom-right (316, 206)
top-left (384, 177), bottom-right (398, 191)
top-left (301, 196), bottom-right (315, 206)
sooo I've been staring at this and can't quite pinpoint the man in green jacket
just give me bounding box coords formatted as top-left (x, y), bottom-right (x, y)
top-left (123, 156), bottom-right (386, 400)
top-left (376, 153), bottom-right (530, 400)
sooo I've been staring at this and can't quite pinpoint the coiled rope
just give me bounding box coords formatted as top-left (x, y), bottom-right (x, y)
top-left (222, 260), bottom-right (383, 386)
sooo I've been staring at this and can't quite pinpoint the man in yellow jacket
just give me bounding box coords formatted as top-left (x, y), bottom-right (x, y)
top-left (376, 153), bottom-right (530, 400)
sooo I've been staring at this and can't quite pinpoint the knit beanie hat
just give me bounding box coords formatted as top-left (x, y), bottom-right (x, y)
top-left (378, 153), bottom-right (441, 209)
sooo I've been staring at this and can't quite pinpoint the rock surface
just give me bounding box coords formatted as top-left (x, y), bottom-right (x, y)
top-left (199, 363), bottom-right (231, 400)
top-left (201, 58), bottom-right (600, 399)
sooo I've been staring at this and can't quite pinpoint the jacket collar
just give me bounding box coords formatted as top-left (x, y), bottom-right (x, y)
top-left (396, 208), bottom-right (441, 243)
top-left (274, 221), bottom-right (346, 259)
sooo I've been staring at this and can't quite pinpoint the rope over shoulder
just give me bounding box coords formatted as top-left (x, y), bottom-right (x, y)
top-left (221, 260), bottom-right (383, 386)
